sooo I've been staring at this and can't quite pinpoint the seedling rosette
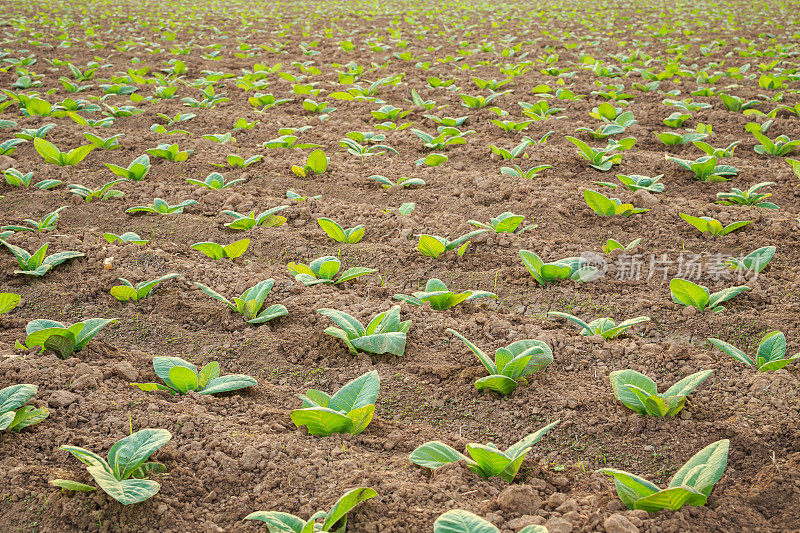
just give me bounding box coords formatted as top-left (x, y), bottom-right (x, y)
top-left (395, 278), bottom-right (496, 310)
top-left (17, 318), bottom-right (117, 359)
top-left (317, 306), bottom-right (409, 356)
top-left (723, 246), bottom-right (775, 274)
top-left (110, 274), bottom-right (181, 302)
top-left (410, 421), bottom-right (559, 482)
top-left (0, 241), bottom-right (84, 277)
top-left (317, 218), bottom-right (364, 244)
top-left (194, 279), bottom-right (287, 324)
top-left (132, 356), bottom-right (257, 395)
top-left (708, 331), bottom-right (799, 371)
top-left (670, 278), bottom-right (749, 313)
top-left (448, 329), bottom-right (552, 395)
top-left (222, 206), bottom-right (289, 230)
top-left (547, 311), bottom-right (649, 339)
top-left (519, 250), bottom-right (599, 286)
top-left (468, 212), bottom-right (536, 234)
top-left (288, 256), bottom-right (375, 285)
top-left (584, 190), bottom-right (649, 217)
top-left (191, 238), bottom-right (250, 260)
top-left (246, 487), bottom-right (377, 532)
top-left (599, 439), bottom-right (729, 512)
top-left (51, 429), bottom-right (172, 505)
top-left (610, 369), bottom-right (713, 416)
top-left (0, 384), bottom-right (49, 431)
top-left (434, 510), bottom-right (547, 533)
top-left (679, 213), bottom-right (753, 236)
top-left (291, 370), bottom-right (379, 436)
top-left (417, 230), bottom-right (487, 259)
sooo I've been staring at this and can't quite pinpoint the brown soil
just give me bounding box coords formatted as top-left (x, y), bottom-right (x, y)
top-left (1, 1), bottom-right (799, 532)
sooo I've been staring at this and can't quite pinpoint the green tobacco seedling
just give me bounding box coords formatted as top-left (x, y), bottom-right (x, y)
top-left (105, 154), bottom-right (150, 181)
top-left (132, 356), bottom-right (256, 395)
top-left (186, 172), bottom-right (244, 190)
top-left (0, 384), bottom-right (48, 431)
top-left (547, 312), bottom-right (649, 339)
top-left (291, 370), bottom-right (379, 436)
top-left (0, 241), bottom-right (84, 276)
top-left (519, 250), bottom-right (598, 285)
top-left (222, 206), bottom-right (289, 230)
top-left (670, 278), bottom-right (749, 313)
top-left (434, 510), bottom-right (547, 533)
top-left (410, 422), bottom-right (559, 482)
top-left (246, 487), bottom-right (377, 532)
top-left (616, 174), bottom-right (664, 193)
top-left (395, 278), bottom-right (496, 310)
top-left (448, 329), bottom-right (552, 395)
top-left (0, 292), bottom-right (21, 315)
top-left (145, 143), bottom-right (190, 162)
top-left (194, 279), bottom-right (287, 324)
top-left (679, 213), bottom-right (753, 236)
top-left (291, 149), bottom-right (328, 177)
top-left (749, 129), bottom-right (800, 156)
top-left (126, 198), bottom-right (198, 215)
top-left (102, 232), bottom-right (148, 245)
top-left (468, 212), bottom-right (536, 234)
top-left (584, 190), bottom-right (649, 217)
top-left (2, 207), bottom-right (66, 232)
top-left (416, 230), bottom-right (486, 259)
top-left (500, 164), bottom-right (551, 180)
top-left (666, 155), bottom-right (738, 182)
top-left (110, 274), bottom-right (180, 302)
top-left (724, 246), bottom-right (775, 274)
top-left (368, 175), bottom-right (425, 189)
top-left (716, 182), bottom-right (778, 209)
top-left (221, 154), bottom-right (262, 168)
top-left (603, 238), bottom-right (642, 254)
top-left (83, 132), bottom-right (123, 150)
top-left (33, 138), bottom-right (94, 166)
top-left (599, 440), bottom-right (729, 512)
top-left (318, 218), bottom-right (364, 244)
top-left (18, 318), bottom-right (117, 358)
top-left (655, 131), bottom-right (708, 145)
top-left (708, 331), bottom-right (799, 371)
top-left (565, 136), bottom-right (635, 171)
top-left (318, 306), bottom-right (410, 356)
top-left (191, 238), bottom-right (250, 260)
top-left (51, 429), bottom-right (171, 505)
top-left (68, 179), bottom-right (127, 202)
top-left (288, 256), bottom-right (375, 285)
top-left (610, 369), bottom-right (713, 416)
top-left (4, 168), bottom-right (61, 190)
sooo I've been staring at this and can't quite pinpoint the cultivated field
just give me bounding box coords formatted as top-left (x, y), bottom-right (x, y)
top-left (0, 0), bottom-right (799, 531)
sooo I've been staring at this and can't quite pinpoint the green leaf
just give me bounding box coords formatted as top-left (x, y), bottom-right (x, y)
top-left (306, 149), bottom-right (328, 174)
top-left (599, 468), bottom-right (660, 510)
top-left (707, 338), bottom-right (754, 366)
top-left (50, 479), bottom-right (97, 492)
top-left (634, 486), bottom-right (707, 512)
top-left (349, 332), bottom-right (407, 356)
top-left (668, 439), bottom-right (729, 497)
top-left (475, 375), bottom-right (518, 395)
top-left (409, 441), bottom-right (470, 469)
top-left (222, 238), bottom-right (250, 259)
top-left (317, 218), bottom-right (347, 242)
top-left (448, 329), bottom-right (497, 374)
top-left (191, 242), bottom-right (225, 260)
top-left (168, 366), bottom-right (198, 394)
top-left (610, 370), bottom-right (657, 414)
top-left (244, 511), bottom-right (306, 532)
top-left (290, 406), bottom-right (354, 436)
top-left (33, 137), bottom-right (62, 164)
top-left (329, 370), bottom-right (380, 413)
top-left (321, 487), bottom-right (377, 531)
top-left (417, 235), bottom-right (447, 258)
top-left (200, 374), bottom-right (257, 394)
top-left (0, 384), bottom-right (37, 415)
top-left (0, 293), bottom-right (21, 315)
top-left (106, 429), bottom-right (172, 480)
top-left (663, 370), bottom-right (714, 399)
top-left (670, 279), bottom-right (710, 311)
top-left (88, 465), bottom-right (161, 505)
top-left (434, 510), bottom-right (500, 533)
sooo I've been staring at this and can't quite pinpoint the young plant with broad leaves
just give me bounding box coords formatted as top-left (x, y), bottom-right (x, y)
top-left (222, 206), bottom-right (289, 230)
top-left (395, 279), bottom-right (496, 310)
top-left (723, 245), bottom-right (775, 274)
top-left (708, 331), bottom-right (798, 371)
top-left (191, 238), bottom-right (250, 260)
top-left (670, 278), bottom-right (749, 313)
top-left (599, 440), bottom-right (729, 512)
top-left (317, 218), bottom-right (365, 244)
top-left (245, 487), bottom-right (377, 533)
top-left (547, 311), bottom-right (650, 340)
top-left (615, 174), bottom-right (664, 193)
top-left (69, 179), bottom-right (127, 202)
top-left (105, 154), bottom-right (150, 181)
top-left (416, 230), bottom-right (487, 259)
top-left (409, 422), bottom-right (559, 482)
top-left (102, 232), bottom-right (148, 245)
top-left (584, 190), bottom-right (649, 217)
top-left (610, 369), bottom-right (713, 416)
top-left (33, 138), bottom-right (94, 166)
top-left (4, 168), bottom-right (61, 190)
top-left (0, 384), bottom-right (49, 431)
top-left (500, 164), bottom-right (551, 180)
top-left (448, 329), bottom-right (552, 395)
top-left (145, 143), bottom-right (191, 162)
top-left (749, 129), bottom-right (800, 156)
top-left (0, 241), bottom-right (84, 277)
top-left (603, 237), bottom-right (642, 254)
top-left (317, 306), bottom-right (409, 357)
top-left (679, 213), bottom-right (753, 237)
top-left (291, 149), bottom-right (328, 177)
top-left (287, 256), bottom-right (375, 286)
top-left (434, 510), bottom-right (547, 533)
top-left (666, 155), bottom-right (738, 182)
top-left (131, 356), bottom-right (257, 395)
top-left (51, 429), bottom-right (172, 505)
top-left (565, 136), bottom-right (635, 171)
top-left (186, 172), bottom-right (244, 190)
top-left (367, 175), bottom-right (425, 189)
top-left (291, 370), bottom-right (379, 436)
top-left (716, 182), bottom-right (778, 209)
top-left (126, 198), bottom-right (198, 215)
top-left (194, 279), bottom-right (287, 325)
top-left (2, 207), bottom-right (66, 232)
top-left (519, 250), bottom-right (598, 286)
top-left (110, 274), bottom-right (180, 302)
top-left (17, 318), bottom-right (117, 359)
top-left (468, 212), bottom-right (536, 234)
